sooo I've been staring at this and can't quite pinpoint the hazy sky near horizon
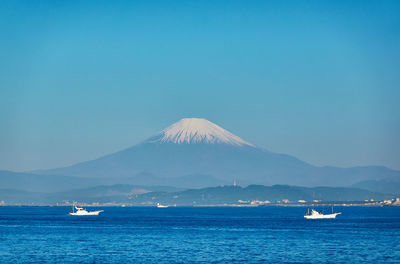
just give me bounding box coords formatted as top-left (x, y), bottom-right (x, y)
top-left (1, 0), bottom-right (399, 171)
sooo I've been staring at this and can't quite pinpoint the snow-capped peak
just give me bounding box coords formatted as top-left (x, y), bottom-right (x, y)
top-left (149, 118), bottom-right (253, 146)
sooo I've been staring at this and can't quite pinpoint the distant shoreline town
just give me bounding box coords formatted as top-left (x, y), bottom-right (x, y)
top-left (1, 202), bottom-right (400, 207)
top-left (1, 195), bottom-right (399, 208)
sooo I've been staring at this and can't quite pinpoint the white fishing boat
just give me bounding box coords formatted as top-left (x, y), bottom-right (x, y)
top-left (304, 208), bottom-right (341, 219)
top-left (69, 205), bottom-right (103, 216)
top-left (156, 203), bottom-right (168, 208)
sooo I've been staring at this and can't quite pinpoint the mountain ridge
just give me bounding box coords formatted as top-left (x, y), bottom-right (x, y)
top-left (32, 118), bottom-right (400, 187)
top-left (0, 184), bottom-right (393, 205)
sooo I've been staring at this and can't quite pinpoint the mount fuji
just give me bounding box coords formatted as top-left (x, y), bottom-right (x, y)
top-left (38, 118), bottom-right (400, 187)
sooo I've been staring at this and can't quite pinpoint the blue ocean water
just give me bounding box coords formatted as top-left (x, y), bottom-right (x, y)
top-left (0, 206), bottom-right (399, 263)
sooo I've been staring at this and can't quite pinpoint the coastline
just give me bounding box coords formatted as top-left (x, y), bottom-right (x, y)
top-left (1, 202), bottom-right (399, 207)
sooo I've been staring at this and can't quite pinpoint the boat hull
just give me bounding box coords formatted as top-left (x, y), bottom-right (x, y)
top-left (304, 213), bottom-right (340, 219)
top-left (69, 210), bottom-right (103, 216)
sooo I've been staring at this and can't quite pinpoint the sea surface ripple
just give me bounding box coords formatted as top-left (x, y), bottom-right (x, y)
top-left (0, 206), bottom-right (399, 263)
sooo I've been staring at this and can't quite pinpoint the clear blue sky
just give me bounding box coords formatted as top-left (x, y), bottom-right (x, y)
top-left (1, 0), bottom-right (399, 171)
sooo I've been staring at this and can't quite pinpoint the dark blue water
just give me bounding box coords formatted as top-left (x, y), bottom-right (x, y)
top-left (0, 206), bottom-right (399, 263)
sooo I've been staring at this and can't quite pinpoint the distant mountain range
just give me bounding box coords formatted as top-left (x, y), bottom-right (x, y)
top-left (352, 177), bottom-right (400, 195)
top-left (0, 184), bottom-right (392, 205)
top-left (1, 117), bottom-right (399, 204)
top-left (34, 118), bottom-right (400, 187)
top-left (0, 170), bottom-right (228, 193)
top-left (0, 184), bottom-right (183, 205)
top-left (131, 185), bottom-right (392, 205)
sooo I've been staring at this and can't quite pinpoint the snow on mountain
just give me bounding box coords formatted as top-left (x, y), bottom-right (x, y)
top-left (147, 118), bottom-right (254, 146)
